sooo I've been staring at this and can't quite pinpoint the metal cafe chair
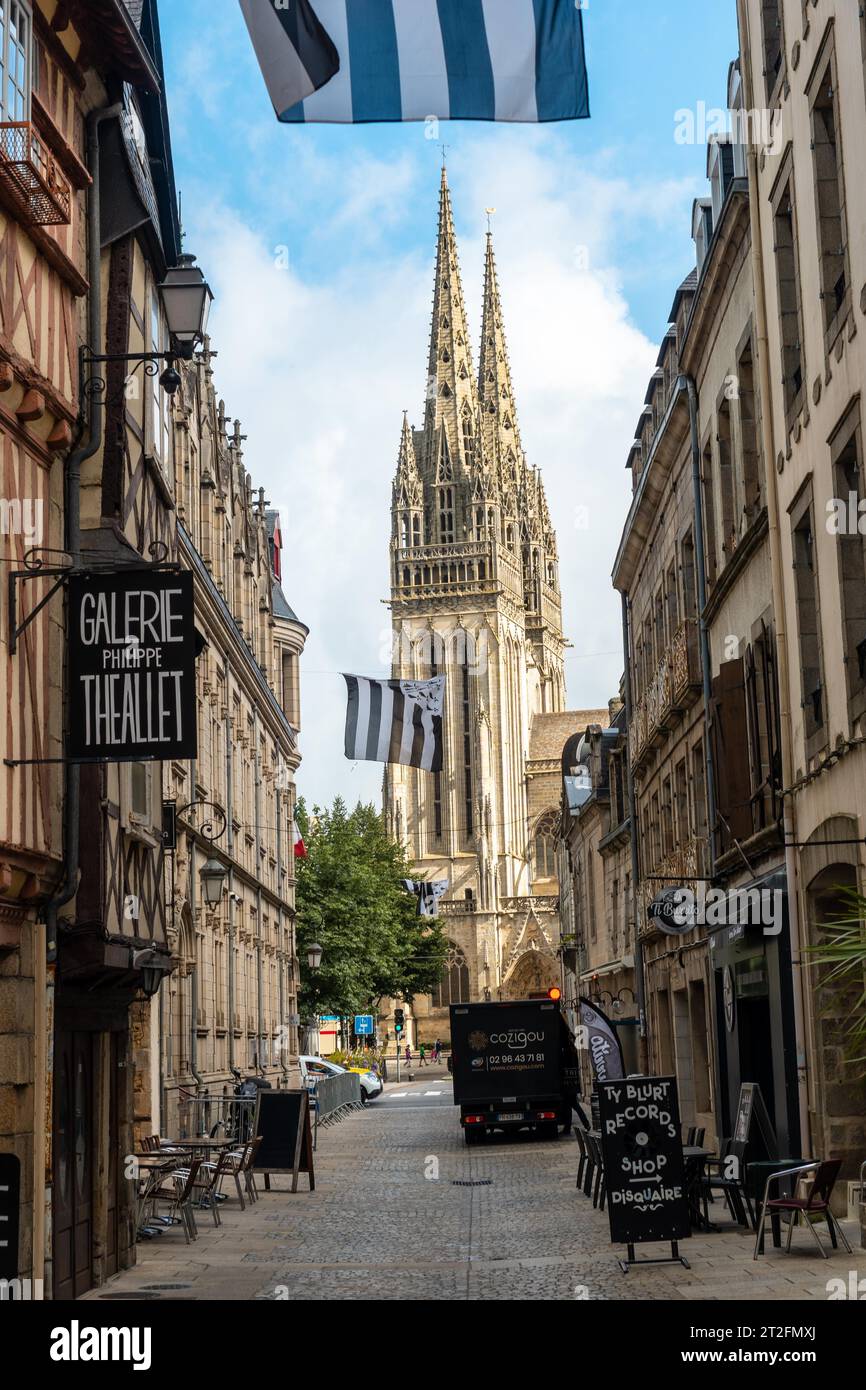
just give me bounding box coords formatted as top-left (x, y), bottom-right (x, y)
top-left (574, 1126), bottom-right (589, 1192)
top-left (703, 1139), bottom-right (755, 1229)
top-left (753, 1159), bottom-right (853, 1260)
top-left (148, 1158), bottom-right (203, 1245)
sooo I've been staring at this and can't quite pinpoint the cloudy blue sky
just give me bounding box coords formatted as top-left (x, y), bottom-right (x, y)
top-left (159, 0), bottom-right (738, 810)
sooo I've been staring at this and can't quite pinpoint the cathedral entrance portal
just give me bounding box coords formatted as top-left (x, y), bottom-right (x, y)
top-left (501, 949), bottom-right (560, 1002)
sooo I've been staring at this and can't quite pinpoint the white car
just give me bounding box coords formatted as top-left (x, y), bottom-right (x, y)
top-left (298, 1055), bottom-right (383, 1102)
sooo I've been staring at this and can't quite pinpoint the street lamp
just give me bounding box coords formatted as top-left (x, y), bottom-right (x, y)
top-left (159, 255), bottom-right (214, 360)
top-left (307, 942), bottom-right (323, 972)
top-left (200, 855), bottom-right (228, 908)
top-left (81, 253), bottom-right (213, 401)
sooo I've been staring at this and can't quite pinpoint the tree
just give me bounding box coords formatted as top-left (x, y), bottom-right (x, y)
top-left (295, 797), bottom-right (448, 1022)
top-left (807, 887), bottom-right (866, 1074)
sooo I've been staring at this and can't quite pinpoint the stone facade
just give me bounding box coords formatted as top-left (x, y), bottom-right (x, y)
top-left (383, 171), bottom-right (602, 1044)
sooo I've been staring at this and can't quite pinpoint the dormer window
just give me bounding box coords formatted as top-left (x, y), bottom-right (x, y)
top-left (692, 198), bottom-right (713, 273)
top-left (707, 137), bottom-right (735, 223)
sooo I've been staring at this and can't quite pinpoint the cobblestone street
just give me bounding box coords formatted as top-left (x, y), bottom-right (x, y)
top-left (87, 1076), bottom-right (866, 1303)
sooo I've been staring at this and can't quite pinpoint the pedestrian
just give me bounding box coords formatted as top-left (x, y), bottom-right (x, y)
top-left (419, 1043), bottom-right (427, 1067)
top-left (405, 1043), bottom-right (411, 1065)
top-left (434, 1038), bottom-right (442, 1062)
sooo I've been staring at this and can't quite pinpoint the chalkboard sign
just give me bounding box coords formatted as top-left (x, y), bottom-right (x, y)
top-left (252, 1090), bottom-right (315, 1193)
top-left (0, 1154), bottom-right (20, 1280)
top-left (598, 1076), bottom-right (690, 1247)
top-left (733, 1082), bottom-right (778, 1157)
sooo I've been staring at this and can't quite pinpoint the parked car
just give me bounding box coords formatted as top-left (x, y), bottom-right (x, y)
top-left (298, 1054), bottom-right (383, 1102)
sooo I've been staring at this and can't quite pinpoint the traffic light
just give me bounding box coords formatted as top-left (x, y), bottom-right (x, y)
top-left (394, 1008), bottom-right (405, 1035)
top-left (547, 986), bottom-right (562, 1002)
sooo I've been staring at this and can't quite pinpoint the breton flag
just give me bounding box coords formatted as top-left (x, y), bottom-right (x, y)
top-left (343, 675), bottom-right (444, 772)
top-left (578, 998), bottom-right (625, 1084)
top-left (241, 0), bottom-right (589, 124)
top-left (402, 879), bottom-right (448, 917)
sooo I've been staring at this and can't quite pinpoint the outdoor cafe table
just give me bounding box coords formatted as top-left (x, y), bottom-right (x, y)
top-left (682, 1147), bottom-right (714, 1231)
top-left (159, 1137), bottom-right (235, 1154)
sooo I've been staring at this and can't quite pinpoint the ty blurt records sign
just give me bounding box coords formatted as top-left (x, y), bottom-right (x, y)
top-left (68, 571), bottom-right (197, 762)
top-left (597, 1075), bottom-right (690, 1247)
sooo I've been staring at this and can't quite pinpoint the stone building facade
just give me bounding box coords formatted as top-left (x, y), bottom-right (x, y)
top-left (383, 171), bottom-right (601, 1044)
top-left (736, 0), bottom-right (866, 1189)
top-left (152, 347), bottom-right (307, 1139)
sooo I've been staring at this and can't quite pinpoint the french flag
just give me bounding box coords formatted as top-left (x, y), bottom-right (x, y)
top-left (293, 814), bottom-right (307, 859)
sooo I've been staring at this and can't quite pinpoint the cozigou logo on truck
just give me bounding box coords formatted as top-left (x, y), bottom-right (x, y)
top-left (489, 1030), bottom-right (543, 1048)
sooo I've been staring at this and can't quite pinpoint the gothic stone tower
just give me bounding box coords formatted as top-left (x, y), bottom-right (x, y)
top-left (384, 171), bottom-right (579, 1035)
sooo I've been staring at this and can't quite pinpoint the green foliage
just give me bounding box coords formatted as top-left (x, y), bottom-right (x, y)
top-left (295, 797), bottom-right (448, 1019)
top-left (806, 887), bottom-right (866, 1073)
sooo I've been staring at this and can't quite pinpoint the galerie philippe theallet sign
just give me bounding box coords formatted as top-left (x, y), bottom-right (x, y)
top-left (68, 571), bottom-right (197, 762)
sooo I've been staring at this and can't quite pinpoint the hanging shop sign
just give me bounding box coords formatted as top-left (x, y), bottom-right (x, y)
top-left (67, 571), bottom-right (197, 762)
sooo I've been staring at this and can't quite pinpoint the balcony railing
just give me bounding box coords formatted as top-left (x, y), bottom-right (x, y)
top-left (638, 836), bottom-right (707, 933)
top-left (631, 620), bottom-right (702, 767)
top-left (439, 899), bottom-right (476, 915)
top-left (0, 122), bottom-right (71, 225)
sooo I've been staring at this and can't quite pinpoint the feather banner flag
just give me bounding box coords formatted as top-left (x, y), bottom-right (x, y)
top-left (241, 0), bottom-right (590, 124)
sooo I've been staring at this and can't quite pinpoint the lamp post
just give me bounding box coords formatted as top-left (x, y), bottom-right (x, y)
top-left (305, 943), bottom-right (323, 1056)
top-left (81, 253), bottom-right (213, 400)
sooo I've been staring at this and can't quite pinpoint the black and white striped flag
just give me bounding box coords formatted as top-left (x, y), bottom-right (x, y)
top-left (239, 0), bottom-right (340, 117)
top-left (343, 675), bottom-right (444, 772)
top-left (402, 880), bottom-right (448, 917)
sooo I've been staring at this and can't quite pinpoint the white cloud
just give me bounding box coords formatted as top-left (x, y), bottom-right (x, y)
top-left (183, 133), bottom-right (677, 809)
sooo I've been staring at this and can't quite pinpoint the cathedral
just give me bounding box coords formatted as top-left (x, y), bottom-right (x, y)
top-left (383, 170), bottom-right (607, 1044)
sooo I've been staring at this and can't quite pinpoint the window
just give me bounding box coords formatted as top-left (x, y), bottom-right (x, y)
top-left (718, 396), bottom-right (736, 557)
top-left (790, 486), bottom-right (826, 754)
top-left (675, 759), bottom-right (689, 842)
top-left (532, 812), bottom-right (558, 881)
top-left (830, 403), bottom-right (866, 722)
top-left (438, 486), bottom-right (454, 544)
top-left (711, 658), bottom-right (753, 852)
top-left (744, 623), bottom-right (782, 832)
top-left (808, 36), bottom-right (849, 342)
top-left (691, 739), bottom-right (708, 866)
top-left (434, 942), bottom-right (470, 1008)
top-left (760, 0), bottom-right (784, 102)
top-left (771, 167), bottom-right (806, 423)
top-left (461, 653), bottom-right (473, 841)
top-left (737, 337), bottom-right (762, 520)
top-left (701, 436), bottom-right (719, 586)
top-left (0, 1), bottom-right (31, 123)
top-left (661, 776), bottom-right (673, 858)
top-left (149, 286), bottom-right (171, 474)
top-left (680, 530), bottom-right (697, 621)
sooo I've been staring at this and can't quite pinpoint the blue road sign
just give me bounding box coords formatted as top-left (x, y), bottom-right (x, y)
top-left (354, 1014), bottom-right (374, 1036)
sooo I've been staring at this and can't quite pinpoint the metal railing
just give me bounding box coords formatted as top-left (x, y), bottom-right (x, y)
top-left (309, 1072), bottom-right (363, 1144)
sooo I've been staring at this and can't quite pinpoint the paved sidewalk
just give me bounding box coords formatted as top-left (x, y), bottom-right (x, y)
top-left (85, 1078), bottom-right (866, 1302)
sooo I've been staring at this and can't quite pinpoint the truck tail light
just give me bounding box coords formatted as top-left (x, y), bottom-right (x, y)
top-left (536, 1111), bottom-right (557, 1121)
top-left (464, 1114), bottom-right (485, 1125)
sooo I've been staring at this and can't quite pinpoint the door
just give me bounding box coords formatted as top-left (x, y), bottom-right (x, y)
top-left (53, 1030), bottom-right (94, 1300)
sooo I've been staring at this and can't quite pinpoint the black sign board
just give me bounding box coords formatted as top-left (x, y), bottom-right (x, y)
top-left (733, 1081), bottom-right (778, 1157)
top-left (598, 1075), bottom-right (690, 1247)
top-left (67, 570), bottom-right (197, 762)
top-left (251, 1089), bottom-right (315, 1193)
top-left (0, 1154), bottom-right (21, 1281)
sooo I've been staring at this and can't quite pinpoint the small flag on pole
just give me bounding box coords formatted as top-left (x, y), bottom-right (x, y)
top-left (402, 880), bottom-right (448, 917)
top-left (293, 814), bottom-right (307, 859)
top-left (343, 675), bottom-right (444, 772)
top-left (241, 0), bottom-right (590, 124)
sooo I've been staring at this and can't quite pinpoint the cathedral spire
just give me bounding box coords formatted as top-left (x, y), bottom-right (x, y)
top-left (394, 411), bottom-right (421, 503)
top-left (423, 167), bottom-right (478, 476)
top-left (478, 230), bottom-right (523, 476)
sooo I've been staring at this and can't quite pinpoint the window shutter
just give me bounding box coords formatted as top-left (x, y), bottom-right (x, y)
top-left (711, 657), bottom-right (753, 850)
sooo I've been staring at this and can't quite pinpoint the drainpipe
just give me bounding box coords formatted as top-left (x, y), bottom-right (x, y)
top-left (683, 374), bottom-right (719, 875)
top-left (187, 766), bottom-right (204, 1091)
top-left (621, 591), bottom-right (648, 1071)
top-left (225, 659), bottom-right (235, 1071)
top-left (38, 101), bottom-right (122, 1300)
top-left (735, 0), bottom-right (812, 1158)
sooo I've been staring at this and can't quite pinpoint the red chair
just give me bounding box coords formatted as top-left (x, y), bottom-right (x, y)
top-left (753, 1159), bottom-right (852, 1259)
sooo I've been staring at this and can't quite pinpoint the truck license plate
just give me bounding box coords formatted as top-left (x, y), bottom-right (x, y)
top-left (497, 1111), bottom-right (523, 1121)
